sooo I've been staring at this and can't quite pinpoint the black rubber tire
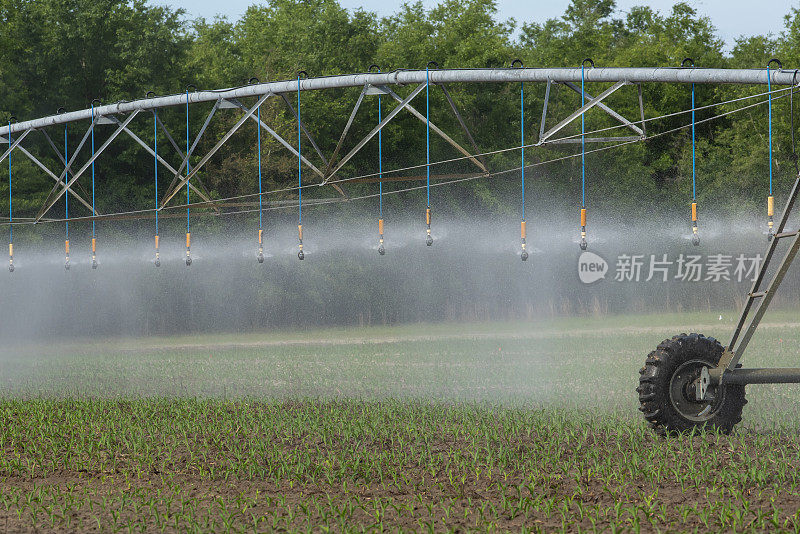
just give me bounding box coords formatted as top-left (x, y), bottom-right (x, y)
top-left (637, 333), bottom-right (747, 435)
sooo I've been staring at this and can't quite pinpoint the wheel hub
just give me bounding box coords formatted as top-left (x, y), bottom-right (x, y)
top-left (669, 359), bottom-right (723, 422)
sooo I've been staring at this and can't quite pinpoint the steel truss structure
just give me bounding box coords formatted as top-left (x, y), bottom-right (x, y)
top-left (1, 67), bottom-right (798, 225)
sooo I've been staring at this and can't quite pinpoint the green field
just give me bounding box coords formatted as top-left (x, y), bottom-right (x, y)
top-left (3, 311), bottom-right (800, 532)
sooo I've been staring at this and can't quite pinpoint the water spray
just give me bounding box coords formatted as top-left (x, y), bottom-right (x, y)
top-left (7, 116), bottom-right (14, 272)
top-left (513, 59), bottom-right (528, 261)
top-left (425, 62), bottom-right (436, 247)
top-left (766, 59), bottom-right (781, 241)
top-left (90, 100), bottom-right (100, 269)
top-left (185, 85), bottom-right (196, 265)
top-left (297, 71), bottom-right (307, 260)
top-left (579, 59), bottom-right (593, 251)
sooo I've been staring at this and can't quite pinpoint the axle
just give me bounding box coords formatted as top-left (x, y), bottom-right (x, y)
top-left (696, 365), bottom-right (800, 401)
top-left (709, 366), bottom-right (800, 385)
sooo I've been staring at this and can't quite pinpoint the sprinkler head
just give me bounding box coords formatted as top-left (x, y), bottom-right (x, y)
top-left (378, 244), bottom-right (385, 256)
top-left (298, 250), bottom-right (305, 260)
top-left (91, 258), bottom-right (98, 270)
top-left (65, 259), bottom-right (70, 271)
top-left (579, 238), bottom-right (587, 251)
top-left (185, 256), bottom-right (192, 266)
top-left (8, 263), bottom-right (13, 273)
top-left (257, 252), bottom-right (264, 263)
top-left (521, 250), bottom-right (529, 261)
top-left (154, 258), bottom-right (161, 268)
top-left (767, 228), bottom-right (775, 242)
top-left (692, 234), bottom-right (700, 246)
top-left (426, 235), bottom-right (433, 246)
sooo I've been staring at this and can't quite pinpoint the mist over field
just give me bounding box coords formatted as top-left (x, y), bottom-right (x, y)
top-left (1, 208), bottom-right (798, 343)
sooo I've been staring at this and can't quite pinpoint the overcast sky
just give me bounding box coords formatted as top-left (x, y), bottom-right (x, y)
top-left (161, 0), bottom-right (796, 50)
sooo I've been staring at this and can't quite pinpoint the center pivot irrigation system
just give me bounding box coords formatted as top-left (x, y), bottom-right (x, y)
top-left (2, 61), bottom-right (800, 433)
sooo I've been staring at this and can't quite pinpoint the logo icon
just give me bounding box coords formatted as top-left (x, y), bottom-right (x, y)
top-left (578, 251), bottom-right (607, 284)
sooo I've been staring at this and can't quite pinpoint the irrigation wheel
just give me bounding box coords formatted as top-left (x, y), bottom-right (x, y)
top-left (637, 333), bottom-right (747, 435)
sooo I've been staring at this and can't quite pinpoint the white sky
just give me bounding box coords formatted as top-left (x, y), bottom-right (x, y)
top-left (162, 0), bottom-right (796, 50)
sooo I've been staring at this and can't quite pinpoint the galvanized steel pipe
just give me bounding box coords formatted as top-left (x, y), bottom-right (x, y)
top-left (2, 67), bottom-right (799, 137)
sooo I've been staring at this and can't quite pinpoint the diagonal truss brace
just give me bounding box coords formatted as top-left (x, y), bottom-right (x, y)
top-left (323, 85), bottom-right (367, 178)
top-left (381, 86), bottom-right (489, 174)
top-left (159, 94), bottom-right (272, 208)
top-left (560, 81), bottom-right (645, 138)
top-left (324, 83), bottom-right (427, 182)
top-left (153, 112), bottom-right (215, 203)
top-left (538, 80), bottom-right (643, 145)
top-left (37, 118), bottom-right (99, 218)
top-left (160, 102), bottom-right (219, 206)
top-left (439, 84), bottom-right (487, 170)
top-left (280, 94), bottom-right (329, 167)
top-left (40, 130), bottom-right (93, 202)
top-left (226, 98), bottom-right (346, 197)
top-left (35, 110), bottom-right (141, 222)
top-left (0, 129), bottom-right (32, 165)
top-left (14, 140), bottom-right (96, 215)
top-left (106, 115), bottom-right (218, 213)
